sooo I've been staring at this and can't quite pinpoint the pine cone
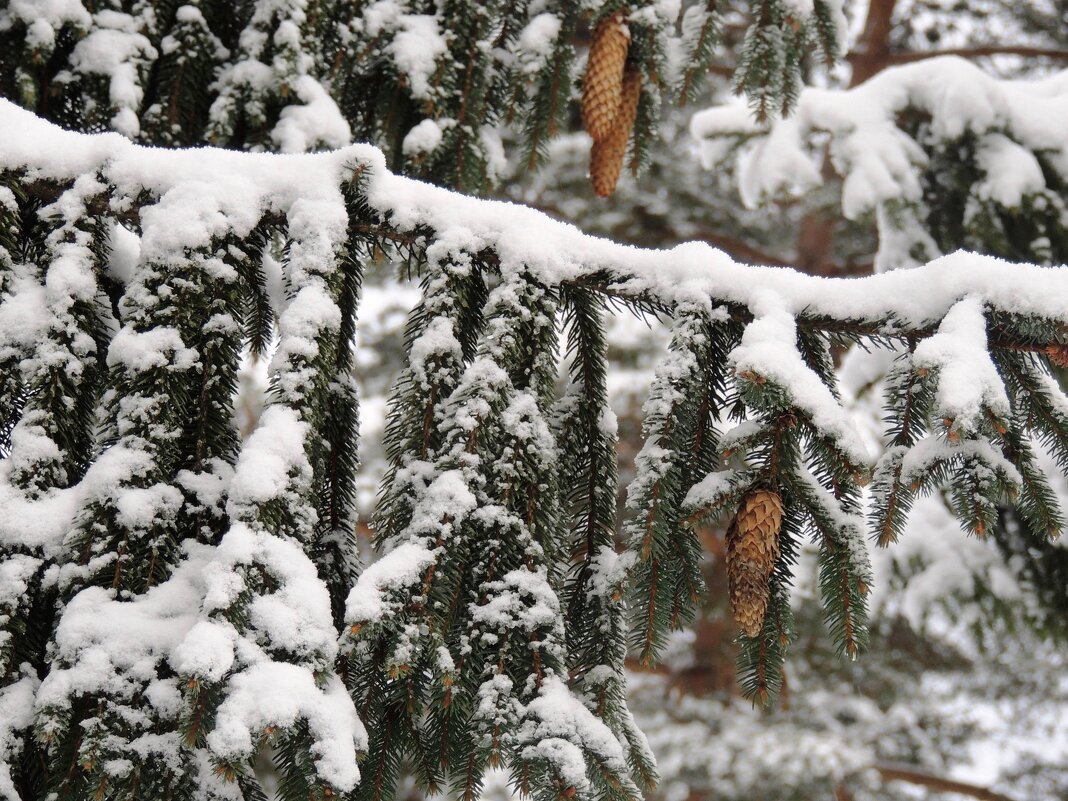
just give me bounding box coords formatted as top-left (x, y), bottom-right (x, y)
top-left (581, 11), bottom-right (631, 142)
top-left (589, 66), bottom-right (641, 198)
top-left (1046, 343), bottom-right (1068, 368)
top-left (726, 488), bottom-right (783, 637)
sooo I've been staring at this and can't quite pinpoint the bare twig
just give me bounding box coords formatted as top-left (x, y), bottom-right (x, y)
top-left (874, 762), bottom-right (1018, 801)
top-left (859, 46), bottom-right (1068, 67)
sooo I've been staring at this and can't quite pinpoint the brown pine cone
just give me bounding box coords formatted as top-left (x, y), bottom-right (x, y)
top-left (589, 66), bottom-right (641, 198)
top-left (726, 488), bottom-right (783, 637)
top-left (581, 11), bottom-right (631, 142)
top-left (1046, 343), bottom-right (1068, 368)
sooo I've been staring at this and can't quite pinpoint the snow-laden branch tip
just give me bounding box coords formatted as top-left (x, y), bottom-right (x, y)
top-left (690, 56), bottom-right (1068, 219)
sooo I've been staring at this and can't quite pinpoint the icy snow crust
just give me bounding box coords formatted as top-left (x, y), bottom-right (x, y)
top-left (2, 90), bottom-right (1068, 796)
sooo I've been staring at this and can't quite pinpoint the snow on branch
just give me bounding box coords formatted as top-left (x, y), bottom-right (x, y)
top-left (4, 98), bottom-right (1068, 335)
top-left (691, 56), bottom-right (1068, 216)
top-left (690, 56), bottom-right (1068, 270)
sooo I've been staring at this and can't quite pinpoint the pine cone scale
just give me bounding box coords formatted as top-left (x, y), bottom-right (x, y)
top-left (581, 11), bottom-right (631, 142)
top-left (726, 489), bottom-right (783, 637)
top-left (589, 65), bottom-right (641, 198)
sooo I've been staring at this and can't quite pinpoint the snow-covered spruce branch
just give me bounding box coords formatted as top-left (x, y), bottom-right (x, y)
top-left (691, 56), bottom-right (1068, 272)
top-left (7, 98), bottom-right (1068, 341)
top-left (3, 98), bottom-right (1068, 801)
top-left (0, 0), bottom-right (852, 195)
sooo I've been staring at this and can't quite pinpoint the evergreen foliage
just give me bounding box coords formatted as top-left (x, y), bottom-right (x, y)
top-left (1, 2), bottom-right (1067, 801)
top-left (692, 54), bottom-right (1068, 644)
top-left (691, 56), bottom-right (1068, 270)
top-left (495, 6), bottom-right (1068, 795)
top-left (0, 0), bottom-right (842, 193)
top-left (2, 88), bottom-right (1068, 798)
top-left (733, 0), bottom-right (845, 122)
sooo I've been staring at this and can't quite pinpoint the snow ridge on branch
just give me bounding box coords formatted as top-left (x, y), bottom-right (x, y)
top-left (4, 97), bottom-right (1068, 331)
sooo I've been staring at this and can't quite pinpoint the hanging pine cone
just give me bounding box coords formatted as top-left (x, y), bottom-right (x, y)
top-left (581, 11), bottom-right (631, 142)
top-left (726, 488), bottom-right (783, 637)
top-left (589, 66), bottom-right (641, 198)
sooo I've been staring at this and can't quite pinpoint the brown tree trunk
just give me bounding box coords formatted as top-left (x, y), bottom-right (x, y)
top-left (794, 0), bottom-right (898, 277)
top-left (850, 0), bottom-right (899, 86)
